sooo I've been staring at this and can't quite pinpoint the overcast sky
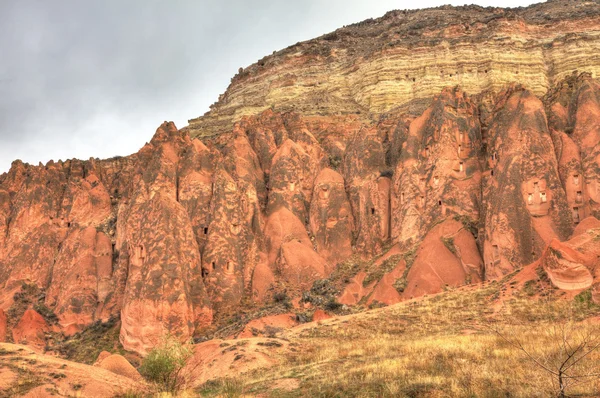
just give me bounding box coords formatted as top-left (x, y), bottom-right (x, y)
top-left (0, 1), bottom-right (541, 173)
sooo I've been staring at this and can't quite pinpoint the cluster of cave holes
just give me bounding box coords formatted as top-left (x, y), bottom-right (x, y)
top-left (573, 174), bottom-right (582, 225)
top-left (487, 244), bottom-right (501, 269)
top-left (49, 216), bottom-right (71, 228)
top-left (440, 69), bottom-right (489, 78)
top-left (490, 152), bottom-right (499, 176)
top-left (573, 207), bottom-right (581, 224)
top-left (527, 182), bottom-right (548, 205)
top-left (202, 260), bottom-right (235, 278)
top-left (573, 175), bottom-right (583, 203)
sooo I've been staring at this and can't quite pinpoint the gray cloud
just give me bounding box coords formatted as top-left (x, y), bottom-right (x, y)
top-left (0, 0), bottom-right (540, 173)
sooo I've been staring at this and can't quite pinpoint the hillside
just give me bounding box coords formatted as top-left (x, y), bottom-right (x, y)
top-left (1, 1), bottom-right (600, 396)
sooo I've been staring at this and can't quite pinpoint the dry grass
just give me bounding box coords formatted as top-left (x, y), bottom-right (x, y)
top-left (195, 282), bottom-right (600, 397)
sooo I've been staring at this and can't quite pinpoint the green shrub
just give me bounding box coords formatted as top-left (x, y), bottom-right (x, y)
top-left (393, 277), bottom-right (408, 293)
top-left (139, 335), bottom-right (194, 394)
top-left (324, 298), bottom-right (343, 312)
top-left (574, 289), bottom-right (598, 310)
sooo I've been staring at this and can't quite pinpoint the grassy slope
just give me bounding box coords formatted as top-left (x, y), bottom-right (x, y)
top-left (197, 279), bottom-right (600, 397)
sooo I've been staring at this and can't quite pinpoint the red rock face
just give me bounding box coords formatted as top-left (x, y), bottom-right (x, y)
top-left (539, 216), bottom-right (600, 292)
top-left (45, 227), bottom-right (112, 335)
top-left (12, 309), bottom-right (49, 350)
top-left (367, 260), bottom-right (405, 306)
top-left (344, 127), bottom-right (390, 255)
top-left (264, 207), bottom-right (328, 294)
top-left (402, 219), bottom-right (483, 299)
top-left (482, 88), bottom-right (572, 279)
top-left (309, 168), bottom-right (354, 265)
top-left (392, 88), bottom-right (483, 249)
top-left (117, 123), bottom-right (213, 354)
top-left (2, 60), bottom-right (600, 355)
top-left (0, 308), bottom-right (7, 342)
top-left (337, 272), bottom-right (375, 306)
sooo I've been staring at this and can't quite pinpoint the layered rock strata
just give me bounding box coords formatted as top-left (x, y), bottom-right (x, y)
top-left (188, 0), bottom-right (600, 137)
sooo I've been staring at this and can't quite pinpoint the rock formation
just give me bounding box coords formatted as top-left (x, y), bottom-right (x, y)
top-left (187, 1), bottom-right (600, 138)
top-left (2, 1), bottom-right (600, 355)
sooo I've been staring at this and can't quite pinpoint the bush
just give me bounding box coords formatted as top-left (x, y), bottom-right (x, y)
top-left (574, 289), bottom-right (598, 310)
top-left (139, 335), bottom-right (194, 394)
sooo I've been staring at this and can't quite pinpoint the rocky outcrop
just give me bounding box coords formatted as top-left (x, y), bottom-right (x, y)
top-left (338, 272), bottom-right (375, 306)
top-left (117, 123), bottom-right (213, 354)
top-left (309, 168), bottom-right (354, 265)
top-left (3, 2), bottom-right (600, 356)
top-left (45, 227), bottom-right (112, 335)
top-left (540, 216), bottom-right (600, 292)
top-left (12, 309), bottom-right (49, 350)
top-left (391, 87), bottom-right (483, 249)
top-left (402, 220), bottom-right (483, 299)
top-left (95, 353), bottom-right (143, 381)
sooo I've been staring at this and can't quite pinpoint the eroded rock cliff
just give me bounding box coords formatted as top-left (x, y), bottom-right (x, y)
top-left (2, 1), bottom-right (600, 356)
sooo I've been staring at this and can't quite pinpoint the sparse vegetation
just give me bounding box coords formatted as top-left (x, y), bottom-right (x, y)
top-left (403, 245), bottom-right (418, 268)
top-left (116, 391), bottom-right (144, 398)
top-left (33, 302), bottom-right (58, 325)
top-left (272, 290), bottom-right (292, 309)
top-left (197, 378), bottom-right (245, 397)
top-left (195, 284), bottom-right (600, 397)
top-left (453, 214), bottom-right (479, 237)
top-left (363, 254), bottom-right (404, 287)
top-left (328, 154), bottom-right (342, 170)
top-left (523, 279), bottom-right (538, 296)
top-left (441, 236), bottom-right (456, 254)
top-left (51, 315), bottom-right (127, 365)
top-left (0, 362), bottom-right (44, 397)
top-left (490, 295), bottom-right (600, 397)
top-left (139, 335), bottom-right (195, 394)
top-left (393, 277), bottom-right (408, 293)
top-left (392, 247), bottom-right (419, 294)
top-left (574, 289), bottom-right (598, 309)
top-left (7, 283), bottom-right (56, 334)
top-left (302, 279), bottom-right (339, 309)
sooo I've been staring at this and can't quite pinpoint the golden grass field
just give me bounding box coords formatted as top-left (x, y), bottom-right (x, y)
top-left (194, 280), bottom-right (600, 398)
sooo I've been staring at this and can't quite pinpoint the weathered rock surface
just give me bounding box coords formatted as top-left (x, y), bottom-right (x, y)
top-left (0, 309), bottom-right (6, 342)
top-left (402, 220), bottom-right (483, 299)
top-left (238, 313), bottom-right (298, 338)
top-left (338, 272), bottom-right (376, 306)
top-left (540, 216), bottom-right (600, 291)
top-left (0, 343), bottom-right (145, 396)
top-left (95, 353), bottom-right (143, 381)
top-left (2, 2), bottom-right (600, 356)
top-left (12, 309), bottom-right (49, 350)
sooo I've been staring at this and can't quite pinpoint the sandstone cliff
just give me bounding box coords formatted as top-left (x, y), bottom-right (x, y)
top-left (1, 1), bottom-right (600, 356)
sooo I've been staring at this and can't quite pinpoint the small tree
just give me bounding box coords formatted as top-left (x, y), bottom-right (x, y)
top-left (489, 293), bottom-right (600, 397)
top-left (139, 335), bottom-right (195, 394)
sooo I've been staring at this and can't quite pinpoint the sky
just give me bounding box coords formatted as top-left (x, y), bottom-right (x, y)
top-left (0, 0), bottom-right (541, 173)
